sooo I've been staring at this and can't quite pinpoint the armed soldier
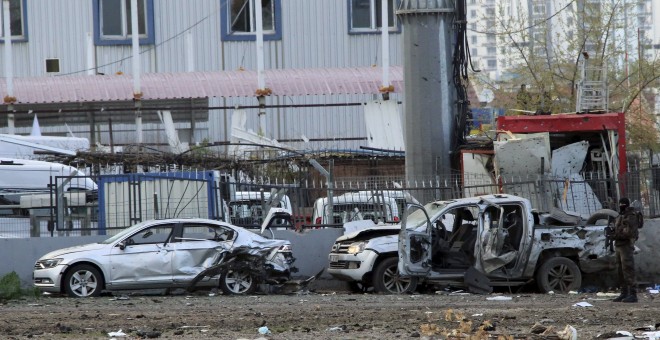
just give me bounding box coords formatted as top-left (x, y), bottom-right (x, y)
top-left (612, 198), bottom-right (641, 303)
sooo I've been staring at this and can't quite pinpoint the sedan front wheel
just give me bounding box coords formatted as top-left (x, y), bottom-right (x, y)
top-left (64, 265), bottom-right (104, 298)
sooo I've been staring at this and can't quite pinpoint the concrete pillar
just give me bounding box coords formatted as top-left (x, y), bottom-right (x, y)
top-left (398, 0), bottom-right (457, 203)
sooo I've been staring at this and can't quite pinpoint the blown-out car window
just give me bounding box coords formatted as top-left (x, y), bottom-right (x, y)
top-left (127, 224), bottom-right (174, 245)
top-left (179, 224), bottom-right (235, 242)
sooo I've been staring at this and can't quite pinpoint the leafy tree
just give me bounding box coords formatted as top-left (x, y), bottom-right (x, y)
top-left (469, 0), bottom-right (659, 149)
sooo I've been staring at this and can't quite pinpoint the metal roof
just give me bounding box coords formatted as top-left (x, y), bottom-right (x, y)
top-left (2, 66), bottom-right (404, 105)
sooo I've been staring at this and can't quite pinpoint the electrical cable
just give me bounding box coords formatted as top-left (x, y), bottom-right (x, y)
top-left (452, 0), bottom-right (472, 150)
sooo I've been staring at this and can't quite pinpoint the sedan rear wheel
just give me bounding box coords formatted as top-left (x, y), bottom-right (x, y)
top-left (372, 257), bottom-right (417, 294)
top-left (220, 270), bottom-right (257, 295)
top-left (64, 265), bottom-right (104, 298)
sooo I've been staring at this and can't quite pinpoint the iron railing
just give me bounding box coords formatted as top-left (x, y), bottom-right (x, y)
top-left (1, 167), bottom-right (657, 237)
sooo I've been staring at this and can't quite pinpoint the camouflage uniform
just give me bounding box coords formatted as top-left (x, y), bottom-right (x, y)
top-left (612, 202), bottom-right (640, 302)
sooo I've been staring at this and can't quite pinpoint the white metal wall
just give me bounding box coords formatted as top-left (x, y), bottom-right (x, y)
top-left (0, 0), bottom-right (405, 152)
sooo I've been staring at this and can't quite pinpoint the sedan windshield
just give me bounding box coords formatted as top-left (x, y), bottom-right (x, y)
top-left (100, 221), bottom-right (151, 244)
top-left (405, 202), bottom-right (447, 229)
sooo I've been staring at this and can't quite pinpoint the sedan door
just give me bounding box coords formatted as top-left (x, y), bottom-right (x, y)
top-left (170, 223), bottom-right (235, 284)
top-left (108, 223), bottom-right (176, 289)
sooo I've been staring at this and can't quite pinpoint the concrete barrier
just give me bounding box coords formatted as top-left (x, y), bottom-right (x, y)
top-left (0, 228), bottom-right (343, 288)
top-left (4, 219), bottom-right (660, 291)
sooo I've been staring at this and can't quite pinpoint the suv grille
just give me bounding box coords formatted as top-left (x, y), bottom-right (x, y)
top-left (330, 242), bottom-right (351, 254)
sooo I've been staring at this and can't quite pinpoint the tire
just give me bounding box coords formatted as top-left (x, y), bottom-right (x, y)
top-left (535, 257), bottom-right (582, 293)
top-left (348, 281), bottom-right (373, 294)
top-left (585, 209), bottom-right (618, 225)
top-left (219, 270), bottom-right (257, 295)
top-left (372, 257), bottom-right (418, 294)
top-left (64, 264), bottom-right (104, 298)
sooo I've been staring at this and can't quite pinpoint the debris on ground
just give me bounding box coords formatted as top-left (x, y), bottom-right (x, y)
top-left (486, 296), bottom-right (512, 301)
top-left (326, 325), bottom-right (347, 332)
top-left (108, 329), bottom-right (127, 337)
top-left (557, 325), bottom-right (578, 340)
top-left (257, 326), bottom-right (271, 335)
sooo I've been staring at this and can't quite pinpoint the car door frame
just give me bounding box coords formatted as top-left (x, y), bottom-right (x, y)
top-left (398, 202), bottom-right (433, 277)
top-left (474, 199), bottom-right (530, 277)
top-left (107, 222), bottom-right (178, 289)
top-left (169, 222), bottom-right (237, 285)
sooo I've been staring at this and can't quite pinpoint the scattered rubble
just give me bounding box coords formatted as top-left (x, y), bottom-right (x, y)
top-left (1, 292), bottom-right (659, 339)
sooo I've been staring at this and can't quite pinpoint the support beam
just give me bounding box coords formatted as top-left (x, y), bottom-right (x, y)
top-left (398, 0), bottom-right (456, 203)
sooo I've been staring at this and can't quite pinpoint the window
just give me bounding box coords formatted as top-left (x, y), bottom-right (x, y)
top-left (533, 4), bottom-right (545, 14)
top-left (471, 10), bottom-right (477, 18)
top-left (45, 59), bottom-right (60, 73)
top-left (222, 0), bottom-right (281, 41)
top-left (487, 59), bottom-right (497, 68)
top-left (471, 36), bottom-right (477, 44)
top-left (486, 33), bottom-right (495, 43)
top-left (179, 224), bottom-right (235, 242)
top-left (127, 225), bottom-right (174, 245)
top-left (93, 0), bottom-right (154, 45)
top-left (0, 0), bottom-right (27, 42)
top-left (349, 0), bottom-right (399, 34)
top-left (487, 47), bottom-right (496, 55)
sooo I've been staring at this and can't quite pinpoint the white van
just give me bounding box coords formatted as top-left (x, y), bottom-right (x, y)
top-left (311, 192), bottom-right (400, 225)
top-left (229, 191), bottom-right (292, 226)
top-left (0, 158), bottom-right (96, 200)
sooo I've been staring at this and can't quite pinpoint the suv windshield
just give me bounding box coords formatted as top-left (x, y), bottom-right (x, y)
top-left (406, 202), bottom-right (447, 229)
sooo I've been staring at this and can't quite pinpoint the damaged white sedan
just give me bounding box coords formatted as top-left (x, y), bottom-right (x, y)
top-left (33, 218), bottom-right (294, 297)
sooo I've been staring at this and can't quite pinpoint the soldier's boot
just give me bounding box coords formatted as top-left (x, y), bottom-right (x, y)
top-left (621, 286), bottom-right (638, 303)
top-left (612, 286), bottom-right (628, 302)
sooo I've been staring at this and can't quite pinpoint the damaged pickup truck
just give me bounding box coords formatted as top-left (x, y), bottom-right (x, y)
top-left (33, 213), bottom-right (295, 297)
top-left (328, 194), bottom-right (617, 294)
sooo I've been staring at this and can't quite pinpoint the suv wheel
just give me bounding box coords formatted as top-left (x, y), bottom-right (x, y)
top-left (372, 257), bottom-right (417, 294)
top-left (536, 257), bottom-right (582, 293)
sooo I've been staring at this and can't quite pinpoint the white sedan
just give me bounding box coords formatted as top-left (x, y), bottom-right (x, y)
top-left (33, 218), bottom-right (293, 297)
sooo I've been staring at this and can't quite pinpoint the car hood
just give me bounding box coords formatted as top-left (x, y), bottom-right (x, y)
top-left (336, 225), bottom-right (400, 242)
top-left (38, 243), bottom-right (107, 259)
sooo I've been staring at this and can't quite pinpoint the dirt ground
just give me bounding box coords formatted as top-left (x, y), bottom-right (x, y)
top-left (0, 287), bottom-right (658, 340)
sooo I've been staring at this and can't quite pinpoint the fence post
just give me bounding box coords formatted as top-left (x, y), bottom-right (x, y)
top-left (153, 192), bottom-right (159, 219)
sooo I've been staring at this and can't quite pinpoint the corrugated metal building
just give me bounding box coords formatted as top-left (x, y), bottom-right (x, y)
top-left (0, 0), bottom-right (406, 153)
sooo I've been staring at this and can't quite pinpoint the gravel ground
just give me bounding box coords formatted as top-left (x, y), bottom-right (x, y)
top-left (0, 288), bottom-right (658, 339)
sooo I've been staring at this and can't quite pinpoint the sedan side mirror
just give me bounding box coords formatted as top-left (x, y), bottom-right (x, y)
top-left (117, 241), bottom-right (126, 250)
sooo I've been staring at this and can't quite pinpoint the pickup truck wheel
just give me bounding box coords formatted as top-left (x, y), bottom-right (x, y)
top-left (536, 257), bottom-right (582, 293)
top-left (372, 257), bottom-right (417, 294)
top-left (220, 270), bottom-right (257, 295)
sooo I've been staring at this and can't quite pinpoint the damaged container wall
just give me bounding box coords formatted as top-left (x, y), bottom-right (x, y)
top-left (494, 136), bottom-right (553, 211)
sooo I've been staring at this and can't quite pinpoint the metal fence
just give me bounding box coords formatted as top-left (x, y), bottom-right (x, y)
top-left (0, 167), bottom-right (657, 238)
